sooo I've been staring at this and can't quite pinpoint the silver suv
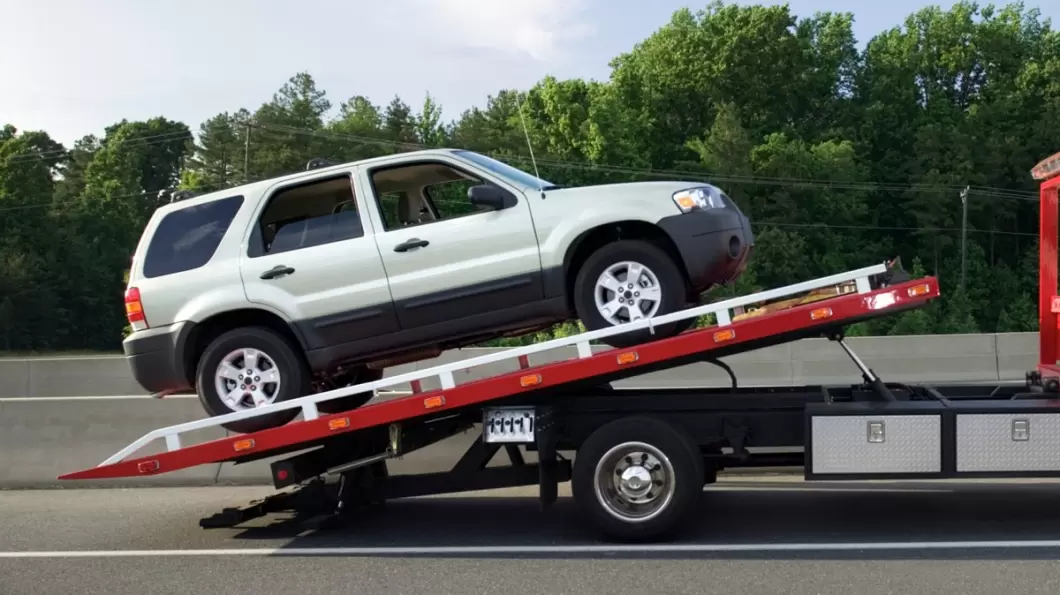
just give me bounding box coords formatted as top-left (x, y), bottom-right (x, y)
top-left (123, 149), bottom-right (753, 432)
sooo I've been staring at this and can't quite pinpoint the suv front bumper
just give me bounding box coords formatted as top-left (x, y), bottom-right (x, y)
top-left (123, 322), bottom-right (195, 397)
top-left (656, 207), bottom-right (754, 293)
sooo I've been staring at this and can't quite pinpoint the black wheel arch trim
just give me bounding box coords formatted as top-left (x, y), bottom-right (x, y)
top-left (178, 308), bottom-right (314, 385)
top-left (548, 219), bottom-right (682, 306)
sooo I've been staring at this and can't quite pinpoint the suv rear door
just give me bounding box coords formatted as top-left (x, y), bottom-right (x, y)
top-left (239, 168), bottom-right (399, 352)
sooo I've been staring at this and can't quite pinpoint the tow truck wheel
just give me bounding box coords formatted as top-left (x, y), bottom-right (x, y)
top-left (572, 240), bottom-right (693, 348)
top-left (195, 326), bottom-right (308, 434)
top-left (572, 416), bottom-right (703, 542)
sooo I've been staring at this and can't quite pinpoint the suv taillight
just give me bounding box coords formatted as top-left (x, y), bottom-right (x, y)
top-left (125, 287), bottom-right (148, 327)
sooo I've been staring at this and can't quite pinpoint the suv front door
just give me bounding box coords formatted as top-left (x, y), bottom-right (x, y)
top-left (358, 157), bottom-right (543, 332)
top-left (240, 170), bottom-right (399, 352)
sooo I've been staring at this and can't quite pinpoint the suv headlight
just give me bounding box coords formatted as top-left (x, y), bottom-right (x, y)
top-left (672, 187), bottom-right (724, 213)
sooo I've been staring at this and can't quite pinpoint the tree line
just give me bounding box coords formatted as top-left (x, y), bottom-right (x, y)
top-left (0, 0), bottom-right (1056, 353)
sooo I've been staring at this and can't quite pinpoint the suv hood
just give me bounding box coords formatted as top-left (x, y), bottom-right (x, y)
top-left (540, 180), bottom-right (719, 205)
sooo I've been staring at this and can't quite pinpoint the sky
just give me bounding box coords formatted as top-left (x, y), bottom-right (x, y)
top-left (1, 0), bottom-right (1058, 147)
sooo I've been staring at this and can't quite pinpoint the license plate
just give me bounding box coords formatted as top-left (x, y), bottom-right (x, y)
top-left (483, 408), bottom-right (536, 443)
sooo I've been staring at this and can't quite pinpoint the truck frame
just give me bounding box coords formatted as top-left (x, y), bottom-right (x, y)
top-left (58, 159), bottom-right (1060, 542)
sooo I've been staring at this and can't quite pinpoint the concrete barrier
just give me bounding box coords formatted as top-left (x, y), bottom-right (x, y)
top-left (0, 355), bottom-right (138, 398)
top-left (0, 397), bottom-right (225, 489)
top-left (0, 333), bottom-right (1042, 399)
top-left (0, 332), bottom-right (1044, 488)
top-left (0, 395), bottom-right (529, 488)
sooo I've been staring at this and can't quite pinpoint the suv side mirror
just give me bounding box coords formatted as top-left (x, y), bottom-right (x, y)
top-left (468, 185), bottom-right (516, 210)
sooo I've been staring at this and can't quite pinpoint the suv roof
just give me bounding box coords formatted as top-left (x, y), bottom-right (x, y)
top-left (159, 148), bottom-right (463, 215)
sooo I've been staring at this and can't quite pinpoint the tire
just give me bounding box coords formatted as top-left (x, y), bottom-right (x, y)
top-left (571, 416), bottom-right (704, 542)
top-left (316, 366), bottom-right (384, 414)
top-left (572, 239), bottom-right (693, 348)
top-left (195, 326), bottom-right (309, 434)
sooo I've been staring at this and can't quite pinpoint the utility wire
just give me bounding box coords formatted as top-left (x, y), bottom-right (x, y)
top-left (250, 121), bottom-right (1039, 199)
top-left (0, 118), bottom-right (1043, 224)
top-left (2, 130), bottom-right (195, 166)
top-left (0, 117), bottom-right (1040, 199)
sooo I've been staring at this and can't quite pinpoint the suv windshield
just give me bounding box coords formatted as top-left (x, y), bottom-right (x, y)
top-left (452, 150), bottom-right (555, 190)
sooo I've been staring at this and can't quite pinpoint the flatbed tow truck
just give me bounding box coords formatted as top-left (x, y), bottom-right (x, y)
top-left (59, 155), bottom-right (1060, 542)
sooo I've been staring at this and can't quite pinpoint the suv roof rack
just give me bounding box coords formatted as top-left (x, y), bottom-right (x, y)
top-left (305, 158), bottom-right (337, 171)
top-left (166, 189), bottom-right (200, 203)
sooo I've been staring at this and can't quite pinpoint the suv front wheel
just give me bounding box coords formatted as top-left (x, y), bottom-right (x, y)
top-left (573, 240), bottom-right (694, 348)
top-left (195, 326), bottom-right (308, 434)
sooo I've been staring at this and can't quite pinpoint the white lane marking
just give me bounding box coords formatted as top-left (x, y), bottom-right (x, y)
top-left (3, 540), bottom-right (1060, 558)
top-left (709, 486), bottom-right (951, 493)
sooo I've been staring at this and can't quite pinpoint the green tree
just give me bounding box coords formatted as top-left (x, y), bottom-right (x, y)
top-left (184, 113), bottom-right (242, 192)
top-left (2, 1), bottom-right (1058, 352)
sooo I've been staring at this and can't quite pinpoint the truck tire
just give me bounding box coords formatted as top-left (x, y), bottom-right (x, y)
top-left (195, 326), bottom-right (308, 434)
top-left (572, 416), bottom-right (704, 542)
top-left (316, 366), bottom-right (384, 414)
top-left (573, 239), bottom-right (693, 348)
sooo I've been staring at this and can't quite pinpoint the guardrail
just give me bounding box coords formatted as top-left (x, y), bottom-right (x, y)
top-left (0, 332), bottom-right (1041, 398)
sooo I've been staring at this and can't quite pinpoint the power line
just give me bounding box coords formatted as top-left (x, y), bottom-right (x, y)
top-left (753, 221), bottom-right (1037, 237)
top-left (0, 189), bottom-right (162, 215)
top-left (2, 130), bottom-right (194, 166)
top-left (423, 197), bottom-right (1041, 237)
top-left (0, 110), bottom-right (1041, 199)
top-left (0, 117), bottom-right (1040, 200)
top-left (0, 118), bottom-right (1042, 228)
top-left (249, 121), bottom-right (1039, 200)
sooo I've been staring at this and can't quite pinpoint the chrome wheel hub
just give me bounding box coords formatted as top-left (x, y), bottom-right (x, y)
top-left (618, 465), bottom-right (654, 498)
top-left (213, 348), bottom-right (282, 412)
top-left (594, 441), bottom-right (676, 523)
top-left (593, 261), bottom-right (663, 325)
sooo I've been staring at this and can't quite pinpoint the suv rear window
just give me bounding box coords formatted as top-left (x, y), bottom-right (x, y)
top-left (142, 195), bottom-right (244, 278)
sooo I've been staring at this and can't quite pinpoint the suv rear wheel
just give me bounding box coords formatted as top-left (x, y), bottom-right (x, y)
top-left (573, 240), bottom-right (694, 348)
top-left (195, 326), bottom-right (308, 434)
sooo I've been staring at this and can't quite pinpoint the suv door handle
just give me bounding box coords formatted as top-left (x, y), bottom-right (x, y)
top-left (260, 265), bottom-right (295, 280)
top-left (394, 238), bottom-right (429, 252)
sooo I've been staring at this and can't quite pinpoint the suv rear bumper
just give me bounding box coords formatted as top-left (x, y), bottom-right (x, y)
top-left (123, 322), bottom-right (195, 396)
top-left (657, 208), bottom-right (754, 293)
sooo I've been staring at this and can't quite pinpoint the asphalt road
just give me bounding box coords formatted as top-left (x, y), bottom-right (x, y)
top-left (5, 476), bottom-right (1060, 595)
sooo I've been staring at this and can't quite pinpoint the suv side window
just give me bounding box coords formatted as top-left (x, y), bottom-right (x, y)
top-left (142, 195), bottom-right (244, 278)
top-left (250, 174), bottom-right (364, 257)
top-left (367, 161), bottom-right (509, 230)
top-left (423, 178), bottom-right (483, 219)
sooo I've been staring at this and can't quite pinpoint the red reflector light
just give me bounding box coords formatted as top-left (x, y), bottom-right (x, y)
top-left (124, 287), bottom-right (146, 325)
top-left (907, 284), bottom-right (932, 297)
top-left (137, 460), bottom-right (160, 474)
top-left (520, 374), bottom-right (542, 387)
top-left (713, 329), bottom-right (736, 343)
top-left (810, 307), bottom-right (833, 320)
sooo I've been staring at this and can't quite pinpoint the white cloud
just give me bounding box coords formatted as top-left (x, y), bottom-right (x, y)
top-left (408, 0), bottom-right (594, 62)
